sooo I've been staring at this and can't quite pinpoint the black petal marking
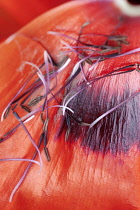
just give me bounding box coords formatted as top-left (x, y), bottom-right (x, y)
top-left (58, 73), bottom-right (140, 154)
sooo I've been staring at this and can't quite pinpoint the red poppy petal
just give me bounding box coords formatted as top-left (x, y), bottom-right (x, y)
top-left (0, 0), bottom-right (69, 40)
top-left (0, 1), bottom-right (140, 209)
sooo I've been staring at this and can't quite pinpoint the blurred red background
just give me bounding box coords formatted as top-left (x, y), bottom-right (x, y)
top-left (0, 0), bottom-right (68, 41)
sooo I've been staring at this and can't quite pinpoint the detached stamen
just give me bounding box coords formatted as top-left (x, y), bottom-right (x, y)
top-left (89, 90), bottom-right (140, 129)
top-left (9, 131), bottom-right (44, 202)
top-left (13, 111), bottom-right (43, 168)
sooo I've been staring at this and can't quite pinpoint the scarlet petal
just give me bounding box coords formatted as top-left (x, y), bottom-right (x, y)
top-left (0, 0), bottom-right (68, 40)
top-left (0, 1), bottom-right (140, 210)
